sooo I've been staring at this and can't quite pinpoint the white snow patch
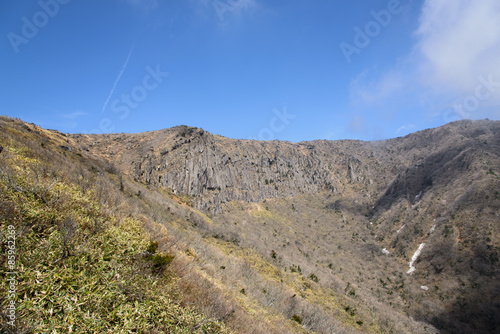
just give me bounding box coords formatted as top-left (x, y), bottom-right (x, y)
top-left (421, 286), bottom-right (429, 291)
top-left (397, 224), bottom-right (406, 234)
top-left (407, 243), bottom-right (425, 274)
top-left (414, 191), bottom-right (422, 201)
top-left (382, 248), bottom-right (390, 255)
top-left (429, 224), bottom-right (436, 235)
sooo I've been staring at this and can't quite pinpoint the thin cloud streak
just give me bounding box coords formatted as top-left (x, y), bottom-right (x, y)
top-left (101, 45), bottom-right (135, 113)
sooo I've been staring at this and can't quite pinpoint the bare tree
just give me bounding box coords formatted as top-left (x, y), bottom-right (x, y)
top-left (53, 217), bottom-right (78, 264)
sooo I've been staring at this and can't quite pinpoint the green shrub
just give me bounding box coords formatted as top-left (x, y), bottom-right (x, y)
top-left (271, 250), bottom-right (277, 259)
top-left (146, 240), bottom-right (159, 254)
top-left (309, 273), bottom-right (319, 283)
top-left (291, 314), bottom-right (302, 324)
top-left (149, 253), bottom-right (175, 272)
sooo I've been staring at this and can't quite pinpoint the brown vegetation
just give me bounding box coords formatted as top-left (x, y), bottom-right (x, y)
top-left (1, 116), bottom-right (499, 333)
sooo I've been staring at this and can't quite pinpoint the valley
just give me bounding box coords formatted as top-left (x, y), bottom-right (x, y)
top-left (1, 116), bottom-right (499, 333)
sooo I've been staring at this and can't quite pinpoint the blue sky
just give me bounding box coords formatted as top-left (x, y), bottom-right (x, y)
top-left (1, 0), bottom-right (499, 142)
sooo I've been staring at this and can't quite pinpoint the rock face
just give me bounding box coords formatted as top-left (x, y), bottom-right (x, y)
top-left (140, 137), bottom-right (377, 212)
top-left (71, 120), bottom-right (500, 214)
top-left (73, 125), bottom-right (384, 212)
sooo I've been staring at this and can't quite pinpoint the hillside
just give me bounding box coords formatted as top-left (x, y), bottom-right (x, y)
top-left (0, 117), bottom-right (231, 333)
top-left (1, 116), bottom-right (499, 333)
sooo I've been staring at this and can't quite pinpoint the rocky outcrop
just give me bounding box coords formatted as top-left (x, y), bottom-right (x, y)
top-left (71, 120), bottom-right (500, 213)
top-left (124, 127), bottom-right (378, 212)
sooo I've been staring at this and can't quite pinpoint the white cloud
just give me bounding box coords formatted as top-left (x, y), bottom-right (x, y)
top-left (55, 110), bottom-right (88, 130)
top-left (350, 69), bottom-right (407, 107)
top-left (416, 0), bottom-right (500, 94)
top-left (395, 124), bottom-right (415, 135)
top-left (229, 0), bottom-right (256, 12)
top-left (349, 0), bottom-right (500, 122)
top-left (188, 0), bottom-right (260, 27)
top-left (349, 114), bottom-right (367, 133)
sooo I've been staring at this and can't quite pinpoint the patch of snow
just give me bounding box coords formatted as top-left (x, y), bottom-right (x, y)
top-left (397, 224), bottom-right (406, 234)
top-left (382, 248), bottom-right (390, 255)
top-left (414, 191), bottom-right (422, 201)
top-left (421, 286), bottom-right (429, 291)
top-left (407, 243), bottom-right (425, 274)
top-left (429, 224), bottom-right (436, 235)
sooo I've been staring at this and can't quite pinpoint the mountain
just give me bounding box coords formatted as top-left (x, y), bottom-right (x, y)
top-left (1, 116), bottom-right (499, 333)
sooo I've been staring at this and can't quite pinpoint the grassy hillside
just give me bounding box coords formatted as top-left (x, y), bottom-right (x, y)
top-left (0, 117), bottom-right (354, 333)
top-left (0, 117), bottom-right (229, 333)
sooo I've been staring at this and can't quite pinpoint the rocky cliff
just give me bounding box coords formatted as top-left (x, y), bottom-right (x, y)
top-left (71, 120), bottom-right (500, 215)
top-left (72, 126), bottom-right (384, 212)
top-left (67, 119), bottom-right (500, 333)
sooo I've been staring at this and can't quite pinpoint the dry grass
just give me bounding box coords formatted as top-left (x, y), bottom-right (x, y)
top-left (2, 116), bottom-right (498, 333)
top-left (0, 116), bottom-right (230, 333)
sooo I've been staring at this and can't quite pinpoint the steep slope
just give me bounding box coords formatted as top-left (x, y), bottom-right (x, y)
top-left (371, 120), bottom-right (500, 211)
top-left (72, 126), bottom-right (384, 213)
top-left (4, 117), bottom-right (497, 333)
top-left (71, 119), bottom-right (500, 333)
top-left (368, 120), bottom-right (500, 333)
top-left (2, 116), bottom-right (333, 334)
top-left (72, 121), bottom-right (499, 214)
top-left (0, 117), bottom-right (229, 333)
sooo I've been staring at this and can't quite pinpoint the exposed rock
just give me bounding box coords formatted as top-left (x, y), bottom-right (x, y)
top-left (75, 126), bottom-right (383, 212)
top-left (71, 120), bottom-right (500, 215)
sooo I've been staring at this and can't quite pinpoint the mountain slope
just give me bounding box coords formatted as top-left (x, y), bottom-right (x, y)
top-left (0, 117), bottom-right (230, 333)
top-left (2, 116), bottom-right (498, 333)
top-left (71, 119), bottom-right (500, 333)
top-left (71, 126), bottom-right (383, 213)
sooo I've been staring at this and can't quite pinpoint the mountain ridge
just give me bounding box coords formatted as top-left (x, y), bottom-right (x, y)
top-left (1, 116), bottom-right (499, 333)
top-left (70, 118), bottom-right (500, 333)
top-left (71, 119), bottom-right (500, 213)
